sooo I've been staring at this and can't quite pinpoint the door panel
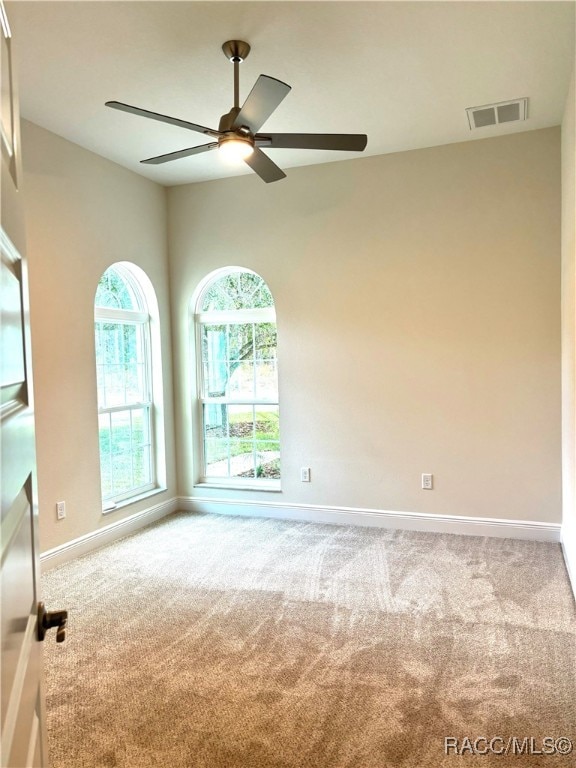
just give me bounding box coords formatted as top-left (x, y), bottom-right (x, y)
top-left (1, 1), bottom-right (49, 765)
top-left (1, 485), bottom-right (35, 717)
top-left (0, 238), bottom-right (47, 767)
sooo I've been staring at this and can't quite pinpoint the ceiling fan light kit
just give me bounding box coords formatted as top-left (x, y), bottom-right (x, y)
top-left (219, 135), bottom-right (254, 161)
top-left (105, 40), bottom-right (368, 183)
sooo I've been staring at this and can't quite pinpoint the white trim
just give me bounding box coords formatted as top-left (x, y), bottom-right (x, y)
top-left (177, 496), bottom-right (561, 542)
top-left (39, 494), bottom-right (565, 575)
top-left (561, 518), bottom-right (576, 601)
top-left (98, 402), bottom-right (152, 415)
top-left (40, 497), bottom-right (178, 571)
top-left (195, 481), bottom-right (281, 492)
top-left (0, 225), bottom-right (20, 263)
top-left (198, 396), bottom-right (279, 406)
top-left (102, 485), bottom-right (167, 514)
top-left (95, 308), bottom-right (148, 324)
top-left (0, 1), bottom-right (12, 39)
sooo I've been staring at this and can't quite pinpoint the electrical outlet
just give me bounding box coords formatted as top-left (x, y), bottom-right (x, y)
top-left (56, 501), bottom-right (66, 520)
top-left (300, 467), bottom-right (311, 482)
top-left (421, 474), bottom-right (433, 490)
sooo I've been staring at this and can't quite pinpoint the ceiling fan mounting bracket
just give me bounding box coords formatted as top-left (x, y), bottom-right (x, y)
top-left (222, 40), bottom-right (251, 63)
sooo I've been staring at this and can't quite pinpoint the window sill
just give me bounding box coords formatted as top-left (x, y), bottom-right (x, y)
top-left (102, 486), bottom-right (168, 515)
top-left (194, 481), bottom-right (282, 493)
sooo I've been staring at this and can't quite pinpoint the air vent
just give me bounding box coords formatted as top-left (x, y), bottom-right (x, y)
top-left (466, 98), bottom-right (528, 130)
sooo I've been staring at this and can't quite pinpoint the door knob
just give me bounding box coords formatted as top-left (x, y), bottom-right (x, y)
top-left (37, 602), bottom-right (68, 643)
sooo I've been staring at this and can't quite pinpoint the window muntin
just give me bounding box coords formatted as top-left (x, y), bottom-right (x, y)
top-left (196, 270), bottom-right (280, 485)
top-left (95, 265), bottom-right (155, 503)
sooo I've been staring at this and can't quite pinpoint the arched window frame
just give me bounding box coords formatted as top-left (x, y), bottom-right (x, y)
top-left (94, 262), bottom-right (165, 509)
top-left (193, 268), bottom-right (281, 489)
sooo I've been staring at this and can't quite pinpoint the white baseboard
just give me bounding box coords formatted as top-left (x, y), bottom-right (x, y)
top-left (178, 496), bottom-right (561, 542)
top-left (561, 518), bottom-right (576, 601)
top-left (40, 495), bottom-right (563, 574)
top-left (40, 497), bottom-right (179, 571)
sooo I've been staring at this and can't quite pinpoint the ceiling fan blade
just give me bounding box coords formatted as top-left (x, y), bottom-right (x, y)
top-left (232, 75), bottom-right (291, 134)
top-left (141, 142), bottom-right (218, 165)
top-left (244, 147), bottom-right (286, 183)
top-left (106, 101), bottom-right (221, 138)
top-left (257, 133), bottom-right (368, 152)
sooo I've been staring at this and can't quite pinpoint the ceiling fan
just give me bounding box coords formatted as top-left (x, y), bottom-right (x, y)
top-left (105, 40), bottom-right (368, 183)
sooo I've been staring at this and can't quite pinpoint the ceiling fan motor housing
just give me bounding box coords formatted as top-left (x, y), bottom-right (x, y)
top-left (218, 107), bottom-right (242, 133)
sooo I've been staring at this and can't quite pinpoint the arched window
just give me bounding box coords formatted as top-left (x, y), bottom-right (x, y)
top-left (194, 269), bottom-right (281, 487)
top-left (95, 263), bottom-right (163, 507)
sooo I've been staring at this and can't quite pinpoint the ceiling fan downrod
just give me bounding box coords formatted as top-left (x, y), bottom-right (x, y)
top-left (222, 40), bottom-right (251, 111)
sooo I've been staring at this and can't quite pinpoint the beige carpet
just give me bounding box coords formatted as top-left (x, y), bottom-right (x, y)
top-left (42, 512), bottom-right (576, 768)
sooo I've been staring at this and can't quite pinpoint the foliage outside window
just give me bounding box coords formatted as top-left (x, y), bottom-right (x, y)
top-left (196, 270), bottom-right (280, 486)
top-left (95, 265), bottom-right (155, 504)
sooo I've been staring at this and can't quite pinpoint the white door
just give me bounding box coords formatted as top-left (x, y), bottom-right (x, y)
top-left (1, 4), bottom-right (64, 766)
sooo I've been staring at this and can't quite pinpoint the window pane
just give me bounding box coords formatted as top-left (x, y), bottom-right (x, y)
top-left (228, 361), bottom-right (254, 398)
top-left (228, 404), bottom-right (255, 477)
top-left (229, 405), bottom-right (254, 438)
top-left (202, 401), bottom-right (281, 481)
top-left (133, 444), bottom-right (151, 487)
top-left (255, 441), bottom-right (281, 479)
top-left (255, 360), bottom-right (278, 400)
top-left (98, 412), bottom-right (113, 500)
top-left (204, 440), bottom-right (229, 476)
top-left (95, 321), bottom-right (147, 408)
top-left (202, 325), bottom-right (228, 396)
top-left (200, 271), bottom-right (274, 312)
top-left (202, 361), bottom-right (229, 399)
top-left (255, 323), bottom-right (276, 359)
top-left (252, 285), bottom-right (274, 309)
top-left (132, 407), bottom-right (151, 452)
top-left (202, 402), bottom-right (281, 481)
top-left (201, 282), bottom-right (234, 312)
top-left (95, 266), bottom-right (139, 310)
top-left (100, 407), bottom-right (153, 498)
top-left (230, 442), bottom-right (255, 478)
top-left (254, 324), bottom-right (277, 399)
top-left (255, 409), bottom-right (280, 479)
top-left (203, 403), bottom-right (229, 477)
top-left (131, 407), bottom-right (152, 488)
top-left (204, 402), bottom-right (227, 437)
top-left (126, 325), bottom-right (147, 403)
top-left (110, 410), bottom-right (133, 496)
top-left (255, 406), bottom-right (280, 439)
top-left (202, 324), bottom-right (226, 362)
top-left (228, 323), bottom-right (253, 362)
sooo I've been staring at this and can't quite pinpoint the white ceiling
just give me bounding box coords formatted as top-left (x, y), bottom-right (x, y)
top-left (6, 1), bottom-right (575, 186)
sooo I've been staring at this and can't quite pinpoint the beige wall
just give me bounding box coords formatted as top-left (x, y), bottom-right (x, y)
top-left (20, 120), bottom-right (563, 555)
top-left (22, 120), bottom-right (177, 553)
top-left (561, 65), bottom-right (576, 582)
top-left (169, 128), bottom-right (562, 523)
